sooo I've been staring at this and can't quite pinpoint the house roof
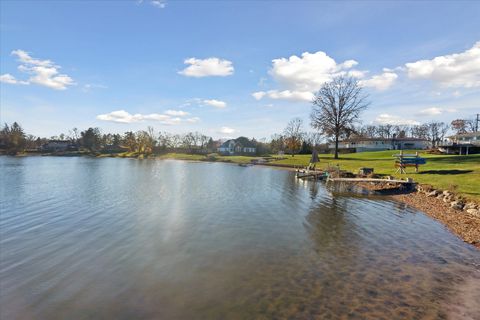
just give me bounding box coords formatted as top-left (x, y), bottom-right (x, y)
top-left (340, 137), bottom-right (429, 143)
top-left (219, 139), bottom-right (235, 148)
top-left (219, 138), bottom-right (256, 148)
top-left (448, 131), bottom-right (480, 138)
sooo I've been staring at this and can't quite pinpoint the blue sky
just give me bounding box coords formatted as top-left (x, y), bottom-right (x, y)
top-left (1, 0), bottom-right (479, 139)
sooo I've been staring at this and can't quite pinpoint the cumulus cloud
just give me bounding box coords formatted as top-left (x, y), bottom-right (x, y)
top-left (12, 50), bottom-right (75, 90)
top-left (268, 51), bottom-right (358, 92)
top-left (374, 113), bottom-right (420, 126)
top-left (252, 90), bottom-right (314, 102)
top-left (203, 99), bottom-right (227, 108)
top-left (253, 51), bottom-right (382, 102)
top-left (179, 57), bottom-right (234, 77)
top-left (405, 41), bottom-right (480, 88)
top-left (1, 50), bottom-right (75, 90)
top-left (0, 73), bottom-right (29, 85)
top-left (218, 126), bottom-right (236, 135)
top-left (96, 109), bottom-right (199, 125)
top-left (359, 70), bottom-right (398, 90)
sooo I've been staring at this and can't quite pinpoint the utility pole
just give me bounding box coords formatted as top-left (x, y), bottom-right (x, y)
top-left (476, 113), bottom-right (479, 132)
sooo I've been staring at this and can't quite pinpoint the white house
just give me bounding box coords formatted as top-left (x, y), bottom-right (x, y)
top-left (447, 131), bottom-right (480, 145)
top-left (40, 140), bottom-right (78, 152)
top-left (328, 137), bottom-right (430, 152)
top-left (439, 131), bottom-right (480, 154)
top-left (217, 138), bottom-right (256, 155)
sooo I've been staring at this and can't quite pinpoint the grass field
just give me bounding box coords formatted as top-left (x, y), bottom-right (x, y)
top-left (273, 151), bottom-right (480, 200)
top-left (156, 150), bottom-right (480, 201)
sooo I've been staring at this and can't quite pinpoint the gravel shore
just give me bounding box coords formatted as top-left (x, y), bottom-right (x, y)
top-left (391, 191), bottom-right (480, 248)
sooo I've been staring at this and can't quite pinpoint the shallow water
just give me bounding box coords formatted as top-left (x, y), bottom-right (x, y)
top-left (1, 157), bottom-right (479, 319)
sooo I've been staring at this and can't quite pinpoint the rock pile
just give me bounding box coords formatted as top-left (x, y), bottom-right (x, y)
top-left (416, 184), bottom-right (480, 218)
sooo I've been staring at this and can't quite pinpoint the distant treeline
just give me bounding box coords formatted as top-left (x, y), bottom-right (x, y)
top-left (0, 117), bottom-right (475, 156)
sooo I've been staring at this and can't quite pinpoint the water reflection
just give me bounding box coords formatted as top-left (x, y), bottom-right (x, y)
top-left (0, 157), bottom-right (479, 319)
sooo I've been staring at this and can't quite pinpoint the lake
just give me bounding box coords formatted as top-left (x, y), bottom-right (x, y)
top-left (1, 157), bottom-right (479, 319)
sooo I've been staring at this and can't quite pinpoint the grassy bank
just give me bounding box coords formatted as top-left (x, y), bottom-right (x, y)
top-left (152, 150), bottom-right (480, 201)
top-left (273, 151), bottom-right (480, 200)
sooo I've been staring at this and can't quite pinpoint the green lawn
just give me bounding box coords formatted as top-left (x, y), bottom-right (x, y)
top-left (272, 150), bottom-right (480, 200)
top-left (156, 150), bottom-right (480, 201)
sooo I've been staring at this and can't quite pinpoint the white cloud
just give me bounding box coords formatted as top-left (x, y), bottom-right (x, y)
top-left (415, 107), bottom-right (457, 116)
top-left (150, 0), bottom-right (167, 8)
top-left (3, 50), bottom-right (75, 90)
top-left (253, 51), bottom-right (383, 102)
top-left (359, 71), bottom-right (398, 90)
top-left (405, 41), bottom-right (480, 88)
top-left (82, 83), bottom-right (107, 92)
top-left (179, 57), bottom-right (234, 77)
top-left (185, 117), bottom-right (200, 123)
top-left (252, 91), bottom-right (266, 100)
top-left (268, 51), bottom-right (356, 92)
top-left (374, 113), bottom-right (420, 126)
top-left (137, 0), bottom-right (167, 8)
top-left (0, 73), bottom-right (29, 85)
top-left (96, 110), bottom-right (199, 125)
top-left (218, 126), bottom-right (236, 134)
top-left (203, 99), bottom-right (227, 108)
top-left (252, 90), bottom-right (314, 102)
top-left (164, 109), bottom-right (190, 116)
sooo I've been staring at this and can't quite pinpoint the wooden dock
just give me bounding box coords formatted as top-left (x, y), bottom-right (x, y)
top-left (295, 170), bottom-right (327, 180)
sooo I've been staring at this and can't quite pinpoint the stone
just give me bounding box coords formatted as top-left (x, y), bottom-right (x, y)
top-left (466, 209), bottom-right (480, 217)
top-left (450, 201), bottom-right (464, 210)
top-left (464, 202), bottom-right (478, 210)
top-left (443, 190), bottom-right (452, 196)
top-left (427, 190), bottom-right (439, 197)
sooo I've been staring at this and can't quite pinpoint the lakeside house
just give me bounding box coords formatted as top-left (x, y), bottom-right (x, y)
top-left (40, 140), bottom-right (78, 152)
top-left (439, 131), bottom-right (480, 155)
top-left (328, 137), bottom-right (430, 153)
top-left (217, 137), bottom-right (256, 155)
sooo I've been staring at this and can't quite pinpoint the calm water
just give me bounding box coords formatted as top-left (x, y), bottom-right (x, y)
top-left (1, 157), bottom-right (479, 320)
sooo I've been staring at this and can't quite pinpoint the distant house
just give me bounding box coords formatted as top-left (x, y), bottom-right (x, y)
top-left (439, 131), bottom-right (480, 155)
top-left (217, 137), bottom-right (256, 155)
top-left (447, 131), bottom-right (480, 145)
top-left (41, 140), bottom-right (78, 152)
top-left (328, 137), bottom-right (430, 153)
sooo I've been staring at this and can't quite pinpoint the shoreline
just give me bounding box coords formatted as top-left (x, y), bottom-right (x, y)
top-left (390, 191), bottom-right (480, 249)
top-left (4, 153), bottom-right (479, 248)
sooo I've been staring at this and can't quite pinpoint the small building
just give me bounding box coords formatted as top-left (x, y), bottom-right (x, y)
top-left (447, 131), bottom-right (480, 145)
top-left (217, 137), bottom-right (256, 155)
top-left (41, 140), bottom-right (78, 152)
top-left (438, 131), bottom-right (480, 155)
top-left (328, 137), bottom-right (430, 153)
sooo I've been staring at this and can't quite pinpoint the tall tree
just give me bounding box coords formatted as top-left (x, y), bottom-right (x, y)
top-left (283, 118), bottom-right (304, 157)
top-left (310, 76), bottom-right (369, 159)
top-left (80, 128), bottom-right (101, 151)
top-left (426, 122), bottom-right (449, 147)
top-left (0, 122), bottom-right (26, 154)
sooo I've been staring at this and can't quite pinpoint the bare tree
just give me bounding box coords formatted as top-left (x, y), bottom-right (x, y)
top-left (310, 76), bottom-right (369, 159)
top-left (426, 122), bottom-right (449, 147)
top-left (377, 124), bottom-right (394, 138)
top-left (283, 118), bottom-right (304, 156)
top-left (451, 119), bottom-right (468, 134)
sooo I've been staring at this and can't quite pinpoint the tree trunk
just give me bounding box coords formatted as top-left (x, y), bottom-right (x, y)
top-left (334, 134), bottom-right (339, 159)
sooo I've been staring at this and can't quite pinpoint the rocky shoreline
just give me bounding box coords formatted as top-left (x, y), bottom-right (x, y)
top-left (391, 185), bottom-right (480, 248)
